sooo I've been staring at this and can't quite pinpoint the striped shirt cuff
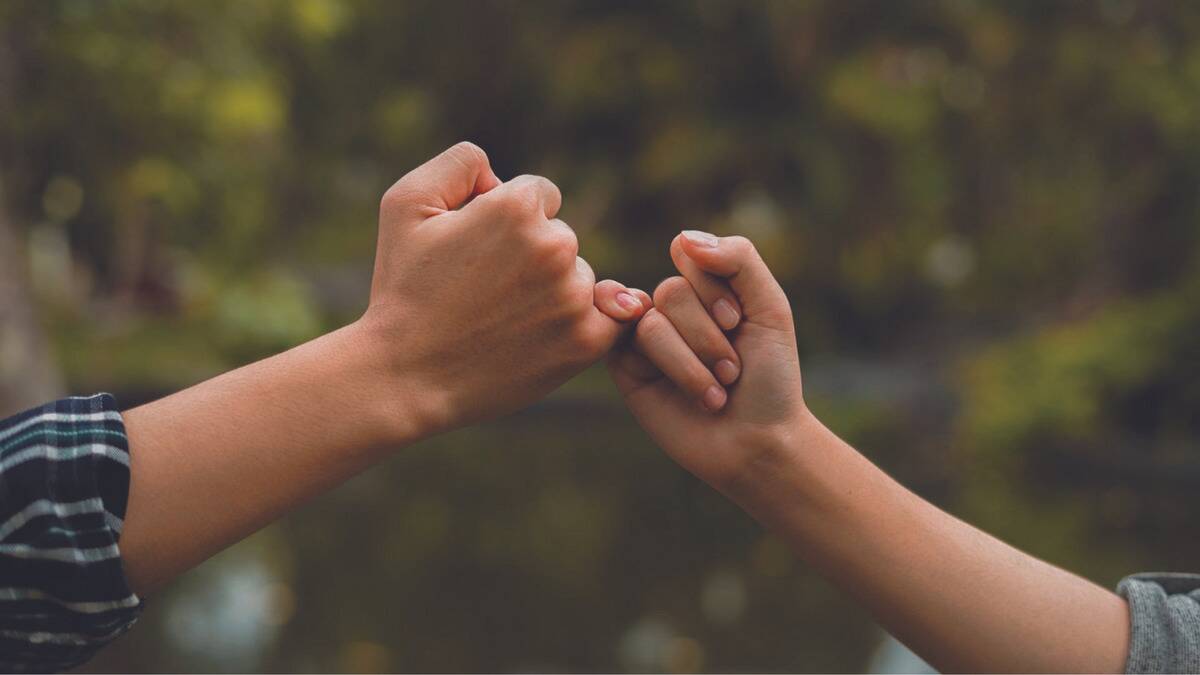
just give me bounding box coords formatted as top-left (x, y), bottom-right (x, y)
top-left (0, 394), bottom-right (142, 672)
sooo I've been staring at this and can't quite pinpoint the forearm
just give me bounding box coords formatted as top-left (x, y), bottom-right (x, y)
top-left (114, 142), bottom-right (639, 598)
top-left (726, 413), bottom-right (1130, 674)
top-left (119, 320), bottom-right (427, 595)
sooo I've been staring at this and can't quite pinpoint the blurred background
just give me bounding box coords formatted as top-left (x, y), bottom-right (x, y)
top-left (2, 0), bottom-right (1199, 671)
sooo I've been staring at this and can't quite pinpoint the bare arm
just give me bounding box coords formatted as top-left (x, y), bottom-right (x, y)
top-left (729, 413), bottom-right (1129, 674)
top-left (120, 323), bottom-right (412, 593)
top-left (611, 231), bottom-right (1129, 674)
top-left (118, 143), bottom-right (648, 595)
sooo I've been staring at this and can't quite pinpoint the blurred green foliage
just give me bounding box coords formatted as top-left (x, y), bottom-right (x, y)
top-left (2, 0), bottom-right (1199, 671)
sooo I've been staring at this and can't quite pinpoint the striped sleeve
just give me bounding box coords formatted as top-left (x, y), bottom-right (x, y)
top-left (0, 394), bottom-right (142, 672)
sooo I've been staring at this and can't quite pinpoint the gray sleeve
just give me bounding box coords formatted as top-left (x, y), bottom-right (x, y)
top-left (1118, 572), bottom-right (1200, 674)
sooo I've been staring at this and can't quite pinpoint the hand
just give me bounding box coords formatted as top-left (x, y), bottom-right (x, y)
top-left (360, 142), bottom-right (647, 437)
top-left (609, 230), bottom-right (807, 491)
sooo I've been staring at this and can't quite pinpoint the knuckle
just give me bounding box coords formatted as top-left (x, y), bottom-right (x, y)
top-left (557, 274), bottom-right (593, 312)
top-left (727, 235), bottom-right (758, 258)
top-left (379, 189), bottom-right (401, 213)
top-left (543, 178), bottom-right (563, 206)
top-left (573, 274), bottom-right (594, 307)
top-left (500, 180), bottom-right (544, 219)
top-left (570, 323), bottom-right (608, 360)
top-left (536, 229), bottom-right (579, 271)
top-left (543, 248), bottom-right (578, 277)
top-left (379, 185), bottom-right (424, 214)
top-left (524, 173), bottom-right (559, 195)
top-left (635, 309), bottom-right (671, 343)
top-left (499, 172), bottom-right (554, 218)
top-left (653, 276), bottom-right (692, 309)
top-left (558, 226), bottom-right (581, 256)
top-left (448, 141), bottom-right (488, 169)
top-left (698, 333), bottom-right (732, 360)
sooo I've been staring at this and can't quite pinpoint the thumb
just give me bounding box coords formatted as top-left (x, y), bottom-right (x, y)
top-left (675, 230), bottom-right (793, 332)
top-left (383, 141), bottom-right (502, 218)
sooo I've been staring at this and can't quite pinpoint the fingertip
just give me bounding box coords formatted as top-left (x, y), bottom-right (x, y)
top-left (669, 233), bottom-right (686, 261)
top-left (615, 290), bottom-right (644, 316)
top-left (594, 279), bottom-right (643, 321)
top-left (681, 229), bottom-right (720, 249)
top-left (702, 384), bottom-right (727, 412)
top-left (477, 166), bottom-right (503, 194)
top-left (677, 229), bottom-right (724, 269)
top-left (714, 359), bottom-right (740, 386)
top-left (595, 279), bottom-right (623, 294)
top-left (712, 297), bottom-right (740, 330)
top-left (629, 288), bottom-right (653, 312)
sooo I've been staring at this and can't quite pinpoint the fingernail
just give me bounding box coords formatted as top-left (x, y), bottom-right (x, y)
top-left (682, 230), bottom-right (719, 248)
top-left (712, 298), bottom-right (740, 330)
top-left (615, 291), bottom-right (642, 312)
top-left (714, 359), bottom-right (740, 385)
top-left (703, 385), bottom-right (727, 412)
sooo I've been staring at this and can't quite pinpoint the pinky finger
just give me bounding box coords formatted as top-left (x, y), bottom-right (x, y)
top-left (594, 280), bottom-right (652, 322)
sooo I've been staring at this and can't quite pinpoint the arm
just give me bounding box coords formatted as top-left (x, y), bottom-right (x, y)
top-left (119, 323), bottom-right (405, 594)
top-left (610, 230), bottom-right (1130, 674)
top-left (118, 142), bottom-right (648, 594)
top-left (731, 414), bottom-right (1130, 674)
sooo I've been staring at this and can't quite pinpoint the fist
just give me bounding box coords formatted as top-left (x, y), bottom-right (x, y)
top-left (610, 231), bottom-right (806, 491)
top-left (362, 142), bottom-right (647, 436)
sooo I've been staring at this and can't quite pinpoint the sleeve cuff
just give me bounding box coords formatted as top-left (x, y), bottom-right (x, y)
top-left (0, 393), bottom-right (144, 672)
top-left (1118, 572), bottom-right (1200, 674)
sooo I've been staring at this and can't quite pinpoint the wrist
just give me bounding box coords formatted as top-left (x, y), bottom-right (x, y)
top-left (344, 312), bottom-right (454, 447)
top-left (719, 407), bottom-right (854, 522)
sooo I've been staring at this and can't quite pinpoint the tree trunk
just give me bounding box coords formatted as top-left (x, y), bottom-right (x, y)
top-left (0, 29), bottom-right (62, 416)
top-left (0, 200), bottom-right (63, 417)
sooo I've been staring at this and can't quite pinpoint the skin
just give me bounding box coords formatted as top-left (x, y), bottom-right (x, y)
top-left (119, 143), bottom-right (651, 594)
top-left (610, 230), bottom-right (1132, 674)
top-left (112, 144), bottom-right (1128, 671)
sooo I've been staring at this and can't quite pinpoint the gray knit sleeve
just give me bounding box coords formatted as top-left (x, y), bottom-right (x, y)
top-left (1118, 572), bottom-right (1200, 674)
